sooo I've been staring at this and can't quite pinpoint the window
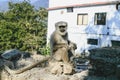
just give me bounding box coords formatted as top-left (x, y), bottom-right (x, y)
top-left (77, 14), bottom-right (88, 25)
top-left (116, 3), bottom-right (120, 10)
top-left (67, 7), bottom-right (73, 12)
top-left (111, 40), bottom-right (120, 47)
top-left (94, 13), bottom-right (106, 25)
top-left (87, 39), bottom-right (98, 45)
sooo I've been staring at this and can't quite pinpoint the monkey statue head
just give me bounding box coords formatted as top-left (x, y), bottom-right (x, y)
top-left (55, 21), bottom-right (68, 36)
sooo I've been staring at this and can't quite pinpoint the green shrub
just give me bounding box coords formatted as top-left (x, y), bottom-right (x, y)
top-left (39, 45), bottom-right (50, 55)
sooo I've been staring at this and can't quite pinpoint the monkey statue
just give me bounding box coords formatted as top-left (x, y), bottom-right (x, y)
top-left (50, 21), bottom-right (77, 63)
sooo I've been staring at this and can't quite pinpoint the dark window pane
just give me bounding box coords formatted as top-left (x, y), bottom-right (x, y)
top-left (111, 40), bottom-right (120, 47)
top-left (94, 13), bottom-right (106, 25)
top-left (67, 7), bottom-right (73, 12)
top-left (87, 39), bottom-right (98, 45)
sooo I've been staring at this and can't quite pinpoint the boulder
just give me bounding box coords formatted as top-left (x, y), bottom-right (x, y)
top-left (1, 49), bottom-right (22, 60)
top-left (89, 47), bottom-right (120, 76)
top-left (1, 49), bottom-right (30, 61)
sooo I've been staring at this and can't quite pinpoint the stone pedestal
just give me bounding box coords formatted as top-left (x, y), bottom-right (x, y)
top-left (49, 61), bottom-right (73, 75)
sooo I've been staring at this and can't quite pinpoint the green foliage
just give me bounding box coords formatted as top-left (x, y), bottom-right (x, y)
top-left (0, 0), bottom-right (48, 54)
top-left (39, 44), bottom-right (50, 55)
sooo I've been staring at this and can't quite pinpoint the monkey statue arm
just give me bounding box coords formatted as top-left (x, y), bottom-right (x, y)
top-left (50, 32), bottom-right (69, 53)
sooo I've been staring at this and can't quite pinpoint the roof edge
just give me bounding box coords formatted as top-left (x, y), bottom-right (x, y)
top-left (47, 1), bottom-right (120, 10)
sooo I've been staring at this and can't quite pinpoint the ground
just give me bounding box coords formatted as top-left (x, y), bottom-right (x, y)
top-left (0, 54), bottom-right (119, 80)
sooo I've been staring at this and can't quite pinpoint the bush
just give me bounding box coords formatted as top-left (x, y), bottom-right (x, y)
top-left (39, 45), bottom-right (50, 55)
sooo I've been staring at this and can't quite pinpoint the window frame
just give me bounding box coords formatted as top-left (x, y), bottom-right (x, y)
top-left (77, 14), bottom-right (88, 25)
top-left (94, 12), bottom-right (106, 25)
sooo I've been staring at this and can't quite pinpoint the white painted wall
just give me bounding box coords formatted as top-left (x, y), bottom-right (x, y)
top-left (47, 0), bottom-right (120, 54)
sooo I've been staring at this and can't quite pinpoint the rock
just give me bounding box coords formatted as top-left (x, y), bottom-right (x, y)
top-left (50, 64), bottom-right (63, 74)
top-left (63, 63), bottom-right (73, 75)
top-left (89, 47), bottom-right (120, 76)
top-left (1, 49), bottom-right (31, 61)
top-left (15, 58), bottom-right (34, 69)
top-left (116, 65), bottom-right (120, 79)
top-left (49, 61), bottom-right (63, 74)
top-left (49, 61), bottom-right (73, 75)
top-left (1, 49), bottom-right (22, 60)
top-left (70, 70), bottom-right (88, 80)
top-left (70, 75), bottom-right (79, 80)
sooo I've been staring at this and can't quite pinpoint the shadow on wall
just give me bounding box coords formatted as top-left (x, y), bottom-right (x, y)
top-left (84, 9), bottom-right (120, 50)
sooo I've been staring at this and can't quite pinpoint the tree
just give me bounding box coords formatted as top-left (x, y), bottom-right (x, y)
top-left (0, 1), bottom-right (48, 54)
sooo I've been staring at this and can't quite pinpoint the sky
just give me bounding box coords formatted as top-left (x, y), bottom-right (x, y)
top-left (0, 0), bottom-right (44, 3)
top-left (0, 0), bottom-right (48, 11)
top-left (0, 0), bottom-right (8, 1)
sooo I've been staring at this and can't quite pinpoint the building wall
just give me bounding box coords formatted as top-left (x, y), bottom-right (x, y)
top-left (47, 0), bottom-right (120, 53)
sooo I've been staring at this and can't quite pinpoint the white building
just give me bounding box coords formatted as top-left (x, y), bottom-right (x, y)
top-left (47, 0), bottom-right (120, 54)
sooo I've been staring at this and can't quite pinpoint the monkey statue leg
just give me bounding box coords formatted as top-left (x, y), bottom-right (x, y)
top-left (53, 47), bottom-right (69, 63)
top-left (61, 47), bottom-right (69, 63)
top-left (53, 49), bottom-right (62, 61)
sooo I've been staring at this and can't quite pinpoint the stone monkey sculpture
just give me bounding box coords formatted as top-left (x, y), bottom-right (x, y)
top-left (4, 21), bottom-right (77, 74)
top-left (50, 21), bottom-right (77, 63)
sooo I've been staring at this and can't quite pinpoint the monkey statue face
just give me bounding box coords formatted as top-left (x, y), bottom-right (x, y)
top-left (55, 21), bottom-right (68, 36)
